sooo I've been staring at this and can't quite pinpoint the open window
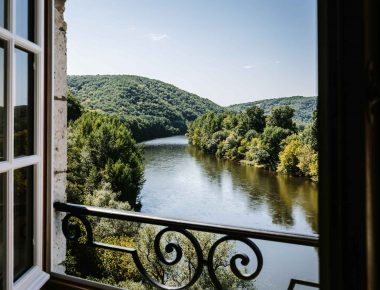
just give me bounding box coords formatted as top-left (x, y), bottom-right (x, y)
top-left (43, 1), bottom-right (324, 288)
top-left (0, 0), bottom-right (377, 289)
top-left (0, 0), bottom-right (49, 289)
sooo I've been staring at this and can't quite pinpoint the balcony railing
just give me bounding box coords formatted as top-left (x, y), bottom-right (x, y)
top-left (54, 202), bottom-right (320, 290)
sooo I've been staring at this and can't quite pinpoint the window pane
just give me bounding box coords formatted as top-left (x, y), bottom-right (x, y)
top-left (13, 166), bottom-right (33, 281)
top-left (14, 48), bottom-right (34, 157)
top-left (0, 173), bottom-right (5, 288)
top-left (16, 0), bottom-right (34, 41)
top-left (0, 40), bottom-right (6, 161)
top-left (0, 0), bottom-right (6, 28)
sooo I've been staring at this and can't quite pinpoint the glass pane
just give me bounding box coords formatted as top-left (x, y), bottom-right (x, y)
top-left (14, 166), bottom-right (33, 281)
top-left (16, 0), bottom-right (34, 41)
top-left (0, 173), bottom-right (5, 289)
top-left (0, 0), bottom-right (6, 28)
top-left (0, 40), bottom-right (6, 161)
top-left (14, 48), bottom-right (34, 157)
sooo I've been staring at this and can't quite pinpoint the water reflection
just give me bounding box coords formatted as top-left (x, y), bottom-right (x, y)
top-left (187, 146), bottom-right (318, 233)
top-left (140, 135), bottom-right (318, 235)
top-left (140, 136), bottom-right (319, 288)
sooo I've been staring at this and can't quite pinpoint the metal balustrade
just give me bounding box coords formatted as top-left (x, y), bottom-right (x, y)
top-left (54, 202), bottom-right (319, 290)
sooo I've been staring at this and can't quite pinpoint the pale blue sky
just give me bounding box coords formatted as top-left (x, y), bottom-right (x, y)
top-left (66, 0), bottom-right (317, 106)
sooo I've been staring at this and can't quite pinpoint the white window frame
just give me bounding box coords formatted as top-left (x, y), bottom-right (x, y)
top-left (0, 0), bottom-right (49, 289)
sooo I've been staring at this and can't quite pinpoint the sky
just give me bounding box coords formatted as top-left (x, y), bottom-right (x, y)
top-left (66, 0), bottom-right (317, 106)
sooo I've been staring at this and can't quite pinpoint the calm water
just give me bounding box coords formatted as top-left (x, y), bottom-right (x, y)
top-left (140, 135), bottom-right (319, 289)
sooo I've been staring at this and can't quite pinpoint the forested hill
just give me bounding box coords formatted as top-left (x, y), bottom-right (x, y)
top-left (228, 96), bottom-right (317, 123)
top-left (68, 75), bottom-right (223, 141)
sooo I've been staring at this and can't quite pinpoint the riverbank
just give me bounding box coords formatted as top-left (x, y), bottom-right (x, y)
top-left (187, 108), bottom-right (318, 182)
top-left (139, 135), bottom-right (319, 289)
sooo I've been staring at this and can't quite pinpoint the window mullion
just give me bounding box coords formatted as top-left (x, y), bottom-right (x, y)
top-left (35, 52), bottom-right (43, 272)
top-left (5, 28), bottom-right (15, 288)
top-left (6, 171), bottom-right (14, 290)
top-left (34, 0), bottom-right (44, 271)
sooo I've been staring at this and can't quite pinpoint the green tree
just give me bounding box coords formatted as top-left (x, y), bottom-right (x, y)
top-left (277, 134), bottom-right (319, 181)
top-left (187, 104), bottom-right (318, 181)
top-left (300, 110), bottom-right (318, 151)
top-left (277, 137), bottom-right (303, 176)
top-left (67, 90), bottom-right (83, 122)
top-left (68, 75), bottom-right (224, 141)
top-left (67, 111), bottom-right (144, 206)
top-left (260, 126), bottom-right (292, 169)
top-left (266, 106), bottom-right (297, 132)
top-left (246, 105), bottom-right (266, 133)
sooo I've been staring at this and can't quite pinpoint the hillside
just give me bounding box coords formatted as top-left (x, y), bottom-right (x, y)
top-left (228, 96), bottom-right (317, 123)
top-left (68, 75), bottom-right (223, 141)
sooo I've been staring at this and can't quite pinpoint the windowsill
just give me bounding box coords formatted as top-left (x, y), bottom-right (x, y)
top-left (14, 266), bottom-right (49, 290)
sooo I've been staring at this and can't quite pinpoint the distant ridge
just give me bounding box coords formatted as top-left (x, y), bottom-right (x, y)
top-left (228, 96), bottom-right (317, 123)
top-left (68, 75), bottom-right (317, 140)
top-left (68, 75), bottom-right (223, 140)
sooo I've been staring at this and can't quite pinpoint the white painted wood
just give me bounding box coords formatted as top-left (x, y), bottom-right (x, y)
top-left (13, 37), bottom-right (41, 55)
top-left (6, 170), bottom-right (13, 290)
top-left (45, 0), bottom-right (55, 274)
top-left (12, 156), bottom-right (40, 169)
top-left (13, 266), bottom-right (50, 290)
top-left (1, 0), bottom-right (48, 289)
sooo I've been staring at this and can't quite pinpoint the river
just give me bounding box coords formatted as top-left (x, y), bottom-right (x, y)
top-left (140, 135), bottom-right (319, 289)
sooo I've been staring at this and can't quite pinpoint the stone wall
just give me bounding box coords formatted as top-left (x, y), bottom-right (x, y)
top-left (52, 0), bottom-right (67, 274)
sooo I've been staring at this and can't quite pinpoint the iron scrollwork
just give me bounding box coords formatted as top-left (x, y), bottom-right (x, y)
top-left (55, 202), bottom-right (319, 289)
top-left (62, 214), bottom-right (94, 245)
top-left (61, 213), bottom-right (264, 289)
top-left (207, 236), bottom-right (263, 289)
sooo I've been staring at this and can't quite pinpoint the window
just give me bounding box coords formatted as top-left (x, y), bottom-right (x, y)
top-left (0, 0), bottom-right (49, 289)
top-left (46, 1), bottom-right (318, 289)
top-left (43, 0), bottom-right (379, 289)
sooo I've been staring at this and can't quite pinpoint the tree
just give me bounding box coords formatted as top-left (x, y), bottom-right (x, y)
top-left (260, 126), bottom-right (292, 169)
top-left (300, 110), bottom-right (318, 151)
top-left (67, 75), bottom-right (224, 141)
top-left (187, 105), bottom-right (318, 181)
top-left (246, 106), bottom-right (266, 133)
top-left (277, 134), bottom-right (319, 181)
top-left (266, 106), bottom-right (297, 132)
top-left (67, 90), bottom-right (84, 122)
top-left (277, 137), bottom-right (303, 176)
top-left (67, 111), bottom-right (144, 207)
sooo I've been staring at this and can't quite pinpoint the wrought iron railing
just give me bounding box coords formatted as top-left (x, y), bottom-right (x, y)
top-left (54, 202), bottom-right (319, 290)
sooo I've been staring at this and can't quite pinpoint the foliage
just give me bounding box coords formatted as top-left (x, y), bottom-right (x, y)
top-left (66, 111), bottom-right (145, 281)
top-left (266, 106), bottom-right (297, 131)
top-left (228, 95), bottom-right (317, 124)
top-left (132, 225), bottom-right (256, 289)
top-left (188, 105), bottom-right (318, 180)
top-left (67, 111), bottom-right (144, 207)
top-left (277, 137), bottom-right (319, 182)
top-left (260, 126), bottom-right (293, 169)
top-left (245, 105), bottom-right (266, 133)
top-left (299, 110), bottom-right (318, 151)
top-left (65, 76), bottom-right (318, 287)
top-left (277, 137), bottom-right (303, 176)
top-left (67, 90), bottom-right (83, 122)
top-left (67, 223), bottom-right (257, 289)
top-left (68, 75), bottom-right (224, 141)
